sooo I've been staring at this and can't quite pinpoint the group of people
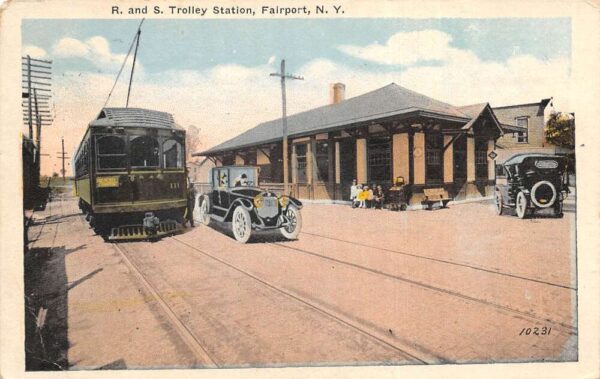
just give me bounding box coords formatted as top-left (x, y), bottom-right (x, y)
top-left (349, 179), bottom-right (385, 209)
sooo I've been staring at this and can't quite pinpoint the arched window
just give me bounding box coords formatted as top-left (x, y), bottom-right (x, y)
top-left (162, 139), bottom-right (183, 169)
top-left (130, 136), bottom-right (159, 168)
top-left (96, 136), bottom-right (126, 170)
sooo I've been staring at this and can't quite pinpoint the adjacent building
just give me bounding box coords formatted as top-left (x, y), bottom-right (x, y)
top-left (195, 83), bottom-right (524, 204)
top-left (493, 98), bottom-right (573, 162)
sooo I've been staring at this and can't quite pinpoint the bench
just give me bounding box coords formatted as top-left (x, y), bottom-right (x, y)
top-left (422, 188), bottom-right (451, 210)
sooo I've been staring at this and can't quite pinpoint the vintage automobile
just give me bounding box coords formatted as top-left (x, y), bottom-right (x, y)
top-left (194, 166), bottom-right (303, 243)
top-left (495, 154), bottom-right (569, 219)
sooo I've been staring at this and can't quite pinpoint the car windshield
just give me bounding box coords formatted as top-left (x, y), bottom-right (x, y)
top-left (229, 168), bottom-right (256, 187)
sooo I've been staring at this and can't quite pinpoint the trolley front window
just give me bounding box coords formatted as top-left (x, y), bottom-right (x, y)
top-left (162, 139), bottom-right (183, 169)
top-left (96, 135), bottom-right (126, 170)
top-left (130, 136), bottom-right (159, 168)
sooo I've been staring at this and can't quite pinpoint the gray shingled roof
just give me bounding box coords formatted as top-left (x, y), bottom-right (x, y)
top-left (90, 107), bottom-right (176, 129)
top-left (198, 83), bottom-right (524, 156)
top-left (198, 83), bottom-right (479, 156)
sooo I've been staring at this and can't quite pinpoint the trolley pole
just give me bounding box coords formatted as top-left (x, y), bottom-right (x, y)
top-left (270, 60), bottom-right (303, 195)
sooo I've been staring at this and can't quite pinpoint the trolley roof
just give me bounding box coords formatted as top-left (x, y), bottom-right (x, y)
top-left (90, 107), bottom-right (176, 129)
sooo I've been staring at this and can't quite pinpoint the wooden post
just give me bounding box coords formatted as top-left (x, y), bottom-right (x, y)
top-left (356, 138), bottom-right (367, 184)
top-left (443, 135), bottom-right (454, 184)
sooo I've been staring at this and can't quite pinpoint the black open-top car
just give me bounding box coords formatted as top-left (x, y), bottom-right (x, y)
top-left (495, 154), bottom-right (569, 219)
top-left (194, 166), bottom-right (303, 243)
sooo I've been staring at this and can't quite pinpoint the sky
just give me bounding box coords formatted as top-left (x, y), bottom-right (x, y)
top-left (22, 18), bottom-right (571, 176)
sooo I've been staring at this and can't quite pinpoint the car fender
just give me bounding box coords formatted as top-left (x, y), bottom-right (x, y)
top-left (224, 198), bottom-right (254, 221)
top-left (287, 197), bottom-right (303, 209)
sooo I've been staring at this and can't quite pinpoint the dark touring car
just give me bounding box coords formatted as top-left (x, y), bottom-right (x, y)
top-left (495, 154), bottom-right (569, 219)
top-left (195, 166), bottom-right (303, 243)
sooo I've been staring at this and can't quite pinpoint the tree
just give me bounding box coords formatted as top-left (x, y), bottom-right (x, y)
top-left (184, 124), bottom-right (202, 163)
top-left (545, 112), bottom-right (575, 149)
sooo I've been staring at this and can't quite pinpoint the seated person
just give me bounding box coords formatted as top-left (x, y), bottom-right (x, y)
top-left (373, 185), bottom-right (385, 209)
top-left (234, 173), bottom-right (249, 187)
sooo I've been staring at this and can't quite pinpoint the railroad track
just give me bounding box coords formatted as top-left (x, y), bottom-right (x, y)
top-left (300, 231), bottom-right (576, 291)
top-left (114, 237), bottom-right (433, 364)
top-left (267, 239), bottom-right (577, 335)
top-left (170, 236), bottom-right (434, 363)
top-left (108, 225), bottom-right (576, 366)
top-left (112, 242), bottom-right (219, 368)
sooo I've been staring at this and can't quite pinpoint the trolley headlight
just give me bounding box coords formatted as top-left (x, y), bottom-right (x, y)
top-left (278, 196), bottom-right (289, 207)
top-left (253, 194), bottom-right (264, 208)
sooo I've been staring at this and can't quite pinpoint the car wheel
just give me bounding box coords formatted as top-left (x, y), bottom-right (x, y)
top-left (515, 191), bottom-right (528, 219)
top-left (554, 201), bottom-right (564, 218)
top-left (232, 206), bottom-right (252, 243)
top-left (280, 205), bottom-right (302, 240)
top-left (495, 192), bottom-right (504, 215)
top-left (196, 194), bottom-right (211, 226)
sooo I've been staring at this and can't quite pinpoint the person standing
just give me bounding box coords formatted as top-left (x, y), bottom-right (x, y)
top-left (374, 185), bottom-right (385, 209)
top-left (350, 179), bottom-right (359, 208)
top-left (183, 183), bottom-right (196, 227)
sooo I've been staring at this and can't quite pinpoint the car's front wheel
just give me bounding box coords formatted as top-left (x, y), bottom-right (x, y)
top-left (280, 206), bottom-right (302, 240)
top-left (232, 206), bottom-right (252, 243)
top-left (196, 194), bottom-right (211, 226)
top-left (495, 192), bottom-right (504, 215)
top-left (515, 191), bottom-right (529, 219)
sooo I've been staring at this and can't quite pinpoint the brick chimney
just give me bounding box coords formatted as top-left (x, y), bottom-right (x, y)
top-left (329, 83), bottom-right (345, 105)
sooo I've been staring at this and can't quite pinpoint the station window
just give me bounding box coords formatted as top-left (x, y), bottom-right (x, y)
top-left (130, 136), bottom-right (159, 168)
top-left (315, 141), bottom-right (329, 182)
top-left (475, 138), bottom-right (489, 179)
top-left (96, 135), bottom-right (126, 170)
top-left (295, 143), bottom-right (308, 183)
top-left (162, 139), bottom-right (183, 169)
top-left (516, 117), bottom-right (528, 143)
top-left (425, 133), bottom-right (443, 184)
top-left (367, 137), bottom-right (391, 183)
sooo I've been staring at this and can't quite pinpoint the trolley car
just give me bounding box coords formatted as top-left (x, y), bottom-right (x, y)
top-left (73, 108), bottom-right (187, 240)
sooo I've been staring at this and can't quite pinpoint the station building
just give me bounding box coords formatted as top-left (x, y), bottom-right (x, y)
top-left (195, 83), bottom-right (523, 204)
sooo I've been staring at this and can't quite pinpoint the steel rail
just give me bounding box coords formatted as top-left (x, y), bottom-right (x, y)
top-left (171, 236), bottom-right (433, 364)
top-left (301, 231), bottom-right (576, 291)
top-left (269, 240), bottom-right (577, 335)
top-left (111, 242), bottom-right (220, 368)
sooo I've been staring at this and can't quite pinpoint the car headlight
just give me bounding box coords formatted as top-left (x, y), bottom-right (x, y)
top-left (278, 196), bottom-right (289, 207)
top-left (254, 194), bottom-right (264, 208)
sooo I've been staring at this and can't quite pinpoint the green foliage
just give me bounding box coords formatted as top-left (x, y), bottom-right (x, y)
top-left (545, 112), bottom-right (575, 149)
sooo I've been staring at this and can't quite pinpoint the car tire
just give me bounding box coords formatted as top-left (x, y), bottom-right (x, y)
top-left (196, 194), bottom-right (211, 226)
top-left (554, 201), bottom-right (564, 218)
top-left (515, 191), bottom-right (529, 219)
top-left (495, 192), bottom-right (504, 215)
top-left (232, 206), bottom-right (252, 243)
top-left (280, 205), bottom-right (302, 240)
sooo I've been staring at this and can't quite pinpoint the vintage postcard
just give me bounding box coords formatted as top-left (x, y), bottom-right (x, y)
top-left (1, 0), bottom-right (599, 378)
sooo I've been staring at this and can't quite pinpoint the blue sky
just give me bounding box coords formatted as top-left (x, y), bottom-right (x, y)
top-left (22, 18), bottom-right (572, 175)
top-left (23, 18), bottom-right (570, 75)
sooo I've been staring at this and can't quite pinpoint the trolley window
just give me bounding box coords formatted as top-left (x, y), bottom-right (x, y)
top-left (162, 139), bottom-right (183, 169)
top-left (96, 135), bottom-right (126, 170)
top-left (130, 136), bottom-right (159, 168)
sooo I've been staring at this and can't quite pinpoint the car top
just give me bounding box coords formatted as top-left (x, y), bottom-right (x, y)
top-left (503, 153), bottom-right (565, 166)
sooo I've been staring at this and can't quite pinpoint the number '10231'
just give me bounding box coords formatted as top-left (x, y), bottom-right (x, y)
top-left (520, 326), bottom-right (551, 335)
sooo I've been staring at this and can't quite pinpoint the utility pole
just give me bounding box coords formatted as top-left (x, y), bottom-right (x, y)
top-left (57, 137), bottom-right (70, 183)
top-left (270, 59), bottom-right (303, 195)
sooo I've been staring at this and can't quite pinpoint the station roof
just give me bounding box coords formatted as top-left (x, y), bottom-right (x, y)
top-left (197, 83), bottom-right (523, 156)
top-left (90, 107), bottom-right (176, 129)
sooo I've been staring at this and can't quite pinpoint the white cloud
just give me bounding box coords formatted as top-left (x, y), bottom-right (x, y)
top-left (53, 37), bottom-right (90, 58)
top-left (22, 45), bottom-right (48, 59)
top-left (267, 55), bottom-right (276, 65)
top-left (52, 36), bottom-right (142, 73)
top-left (338, 29), bottom-right (468, 66)
top-left (42, 47), bottom-right (571, 176)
